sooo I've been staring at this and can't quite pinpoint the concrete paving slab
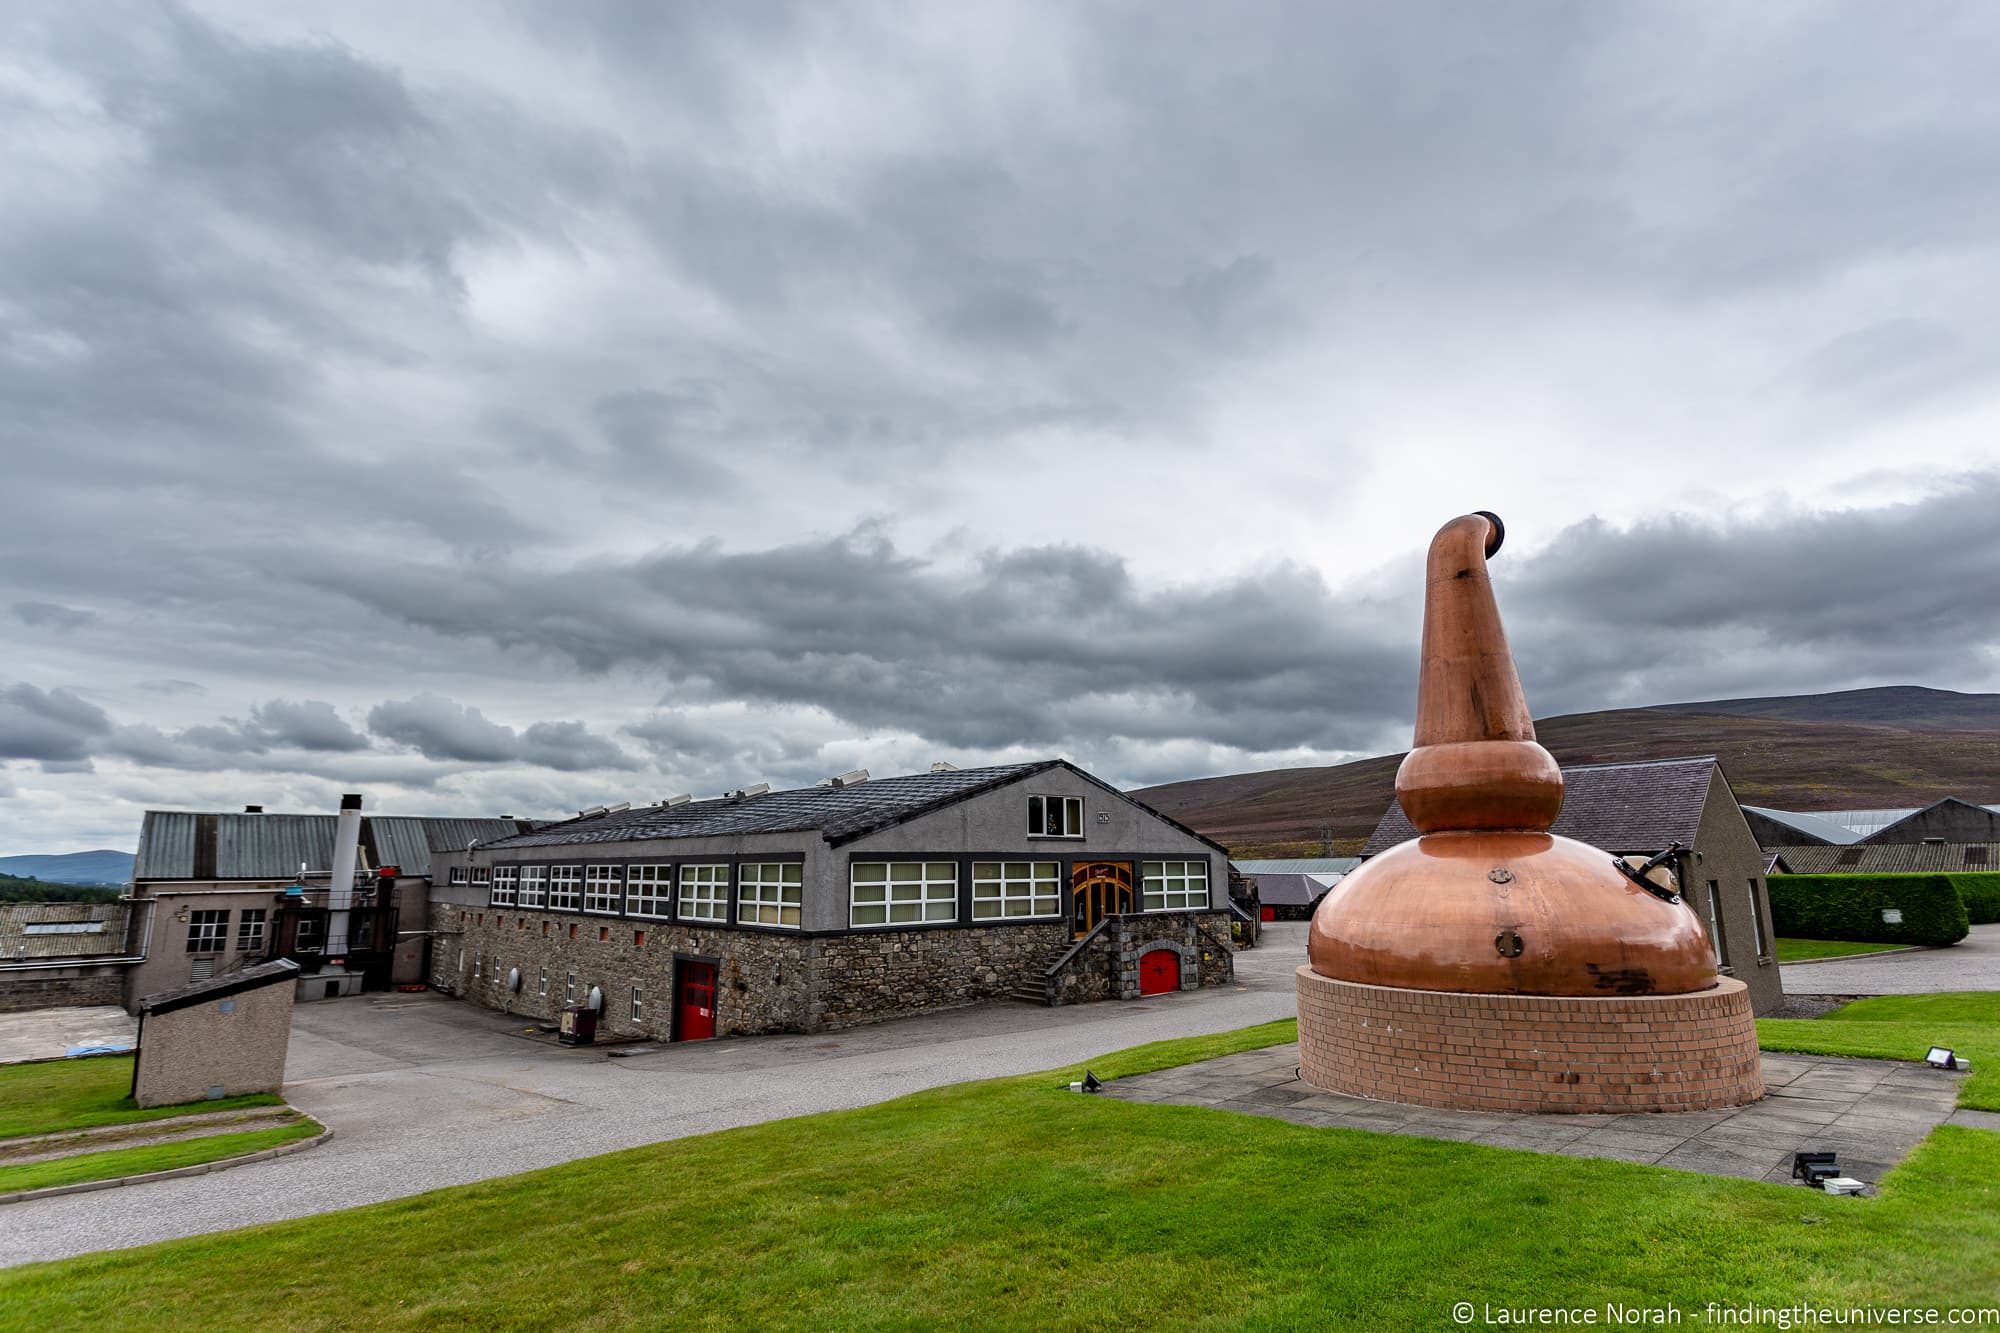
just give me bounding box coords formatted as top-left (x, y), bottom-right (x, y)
top-left (1946, 1108), bottom-right (2000, 1131)
top-left (0, 1006), bottom-right (137, 1064)
top-left (1100, 1040), bottom-right (1967, 1188)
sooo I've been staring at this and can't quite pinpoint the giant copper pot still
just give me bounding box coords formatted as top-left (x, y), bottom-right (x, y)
top-left (1307, 512), bottom-right (1718, 996)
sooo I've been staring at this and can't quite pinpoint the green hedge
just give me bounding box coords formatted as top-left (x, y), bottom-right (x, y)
top-left (1766, 873), bottom-right (1970, 948)
top-left (1949, 873), bottom-right (2000, 926)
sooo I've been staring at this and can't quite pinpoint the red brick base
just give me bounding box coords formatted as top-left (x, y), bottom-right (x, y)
top-left (1296, 967), bottom-right (1763, 1113)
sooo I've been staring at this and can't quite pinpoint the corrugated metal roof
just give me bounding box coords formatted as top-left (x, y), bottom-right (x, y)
top-left (134, 811), bottom-right (531, 880)
top-left (133, 811), bottom-right (197, 879)
top-left (1808, 808), bottom-right (1923, 838)
top-left (1232, 858), bottom-right (1362, 876)
top-left (1251, 873), bottom-right (1344, 907)
top-left (1765, 842), bottom-right (2000, 874)
top-left (1362, 756), bottom-right (1717, 857)
top-left (372, 819), bottom-right (527, 874)
top-left (485, 763), bottom-right (1057, 849)
top-left (214, 813), bottom-right (334, 880)
top-left (1742, 806), bottom-right (1862, 846)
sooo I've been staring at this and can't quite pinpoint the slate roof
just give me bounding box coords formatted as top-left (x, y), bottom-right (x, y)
top-left (135, 812), bottom-right (536, 880)
top-left (1765, 842), bottom-right (2000, 875)
top-left (481, 760), bottom-right (1231, 853)
top-left (139, 958), bottom-right (300, 1016)
top-left (1361, 756), bottom-right (1718, 858)
top-left (1252, 872), bottom-right (1342, 907)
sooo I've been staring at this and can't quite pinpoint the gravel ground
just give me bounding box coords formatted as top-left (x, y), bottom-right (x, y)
top-left (1779, 923), bottom-right (2000, 995)
top-left (0, 926), bottom-right (1310, 1268)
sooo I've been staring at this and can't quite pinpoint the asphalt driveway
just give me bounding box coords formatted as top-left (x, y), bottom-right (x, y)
top-left (1, 925), bottom-right (1309, 1268)
top-left (1780, 922), bottom-right (2000, 995)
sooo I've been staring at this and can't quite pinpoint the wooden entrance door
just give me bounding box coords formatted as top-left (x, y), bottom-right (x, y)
top-left (675, 960), bottom-right (717, 1041)
top-left (1139, 949), bottom-right (1181, 996)
top-left (1070, 861), bottom-right (1134, 939)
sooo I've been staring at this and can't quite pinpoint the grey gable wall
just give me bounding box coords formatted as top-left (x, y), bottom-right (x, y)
top-left (834, 766), bottom-right (1225, 930)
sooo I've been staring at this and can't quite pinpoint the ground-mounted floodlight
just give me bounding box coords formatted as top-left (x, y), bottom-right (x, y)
top-left (1069, 1069), bottom-right (1105, 1094)
top-left (1925, 1046), bottom-right (1961, 1070)
top-left (1793, 1151), bottom-right (1839, 1188)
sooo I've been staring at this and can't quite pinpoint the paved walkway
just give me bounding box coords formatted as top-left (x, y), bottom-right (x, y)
top-left (0, 926), bottom-right (1312, 1269)
top-left (0, 1006), bottom-right (135, 1064)
top-left (1104, 1043), bottom-right (1967, 1186)
top-left (1781, 922), bottom-right (2000, 994)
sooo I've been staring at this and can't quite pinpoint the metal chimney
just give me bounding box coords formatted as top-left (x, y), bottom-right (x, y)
top-left (325, 793), bottom-right (362, 957)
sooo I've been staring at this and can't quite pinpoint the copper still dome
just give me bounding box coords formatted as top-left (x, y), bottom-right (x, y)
top-left (1307, 513), bottom-right (1717, 997)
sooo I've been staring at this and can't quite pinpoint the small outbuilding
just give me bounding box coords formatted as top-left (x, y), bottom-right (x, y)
top-left (132, 958), bottom-right (299, 1108)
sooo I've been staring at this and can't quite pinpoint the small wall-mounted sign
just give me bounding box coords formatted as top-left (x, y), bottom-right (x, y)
top-left (1881, 908), bottom-right (1904, 924)
top-left (1096, 812), bottom-right (1111, 824)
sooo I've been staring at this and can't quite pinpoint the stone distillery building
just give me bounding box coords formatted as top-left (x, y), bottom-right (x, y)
top-left (430, 761), bottom-right (1236, 1040)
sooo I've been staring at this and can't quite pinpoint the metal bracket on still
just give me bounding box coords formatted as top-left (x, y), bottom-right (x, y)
top-left (1615, 842), bottom-right (1687, 904)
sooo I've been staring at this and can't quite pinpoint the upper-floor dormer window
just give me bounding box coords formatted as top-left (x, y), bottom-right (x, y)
top-left (1028, 794), bottom-right (1083, 839)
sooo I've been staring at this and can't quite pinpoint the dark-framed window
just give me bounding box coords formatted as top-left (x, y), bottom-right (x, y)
top-left (548, 865), bottom-right (582, 912)
top-left (1027, 794), bottom-right (1083, 839)
top-left (186, 910), bottom-right (229, 954)
top-left (491, 865), bottom-right (518, 906)
top-left (584, 865), bottom-right (621, 914)
top-left (236, 909), bottom-right (267, 953)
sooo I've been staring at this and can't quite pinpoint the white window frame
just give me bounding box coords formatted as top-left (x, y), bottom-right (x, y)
top-left (471, 866), bottom-right (491, 888)
top-left (584, 865), bottom-right (622, 914)
top-left (737, 862), bottom-right (803, 928)
top-left (1704, 881), bottom-right (1726, 966)
top-left (236, 909), bottom-right (268, 953)
top-left (565, 970), bottom-right (576, 1004)
top-left (538, 967), bottom-right (547, 997)
top-left (186, 910), bottom-right (229, 954)
top-left (1746, 881), bottom-right (1769, 958)
top-left (491, 865), bottom-right (518, 907)
top-left (448, 865), bottom-right (469, 886)
top-left (1142, 860), bottom-right (1209, 912)
top-left (1027, 794), bottom-right (1084, 839)
top-left (678, 864), bottom-right (730, 923)
top-left (518, 866), bottom-right (546, 909)
top-left (849, 861), bottom-right (958, 928)
top-left (972, 861), bottom-right (1061, 919)
top-left (548, 865), bottom-right (582, 912)
top-left (626, 865), bottom-right (674, 919)
top-left (631, 987), bottom-right (644, 1023)
top-left (296, 916), bottom-right (324, 951)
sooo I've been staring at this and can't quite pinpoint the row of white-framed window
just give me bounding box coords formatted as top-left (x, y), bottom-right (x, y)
top-left (489, 861), bottom-right (802, 927)
top-left (482, 858), bottom-right (1209, 930)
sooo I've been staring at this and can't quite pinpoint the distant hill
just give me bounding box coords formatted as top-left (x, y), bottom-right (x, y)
top-left (1133, 686), bottom-right (2000, 856)
top-left (0, 850), bottom-right (134, 887)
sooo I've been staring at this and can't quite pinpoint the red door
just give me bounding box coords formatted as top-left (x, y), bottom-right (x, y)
top-left (1259, 906), bottom-right (1275, 922)
top-left (1139, 950), bottom-right (1180, 996)
top-left (676, 961), bottom-right (717, 1041)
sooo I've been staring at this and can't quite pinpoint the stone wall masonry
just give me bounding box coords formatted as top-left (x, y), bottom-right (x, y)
top-left (1296, 968), bottom-right (1763, 1114)
top-left (809, 922), bottom-right (1071, 1029)
top-left (0, 969), bottom-right (127, 1013)
top-left (1049, 911), bottom-right (1235, 1005)
top-left (438, 903), bottom-right (814, 1039)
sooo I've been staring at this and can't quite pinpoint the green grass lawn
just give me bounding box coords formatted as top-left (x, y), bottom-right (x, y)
top-left (1757, 993), bottom-right (1999, 1111)
top-left (0, 1118), bottom-right (318, 1195)
top-left (3, 1020), bottom-right (1997, 1331)
top-left (1774, 937), bottom-right (1910, 962)
top-left (0, 1056), bottom-right (282, 1140)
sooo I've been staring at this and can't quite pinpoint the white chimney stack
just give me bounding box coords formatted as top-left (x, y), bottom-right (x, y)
top-left (325, 793), bottom-right (362, 957)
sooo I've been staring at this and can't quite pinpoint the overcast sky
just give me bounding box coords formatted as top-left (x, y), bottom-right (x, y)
top-left (6, 2), bottom-right (1999, 853)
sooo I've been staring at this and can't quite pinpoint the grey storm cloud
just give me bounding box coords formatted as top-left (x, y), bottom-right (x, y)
top-left (368, 695), bottom-right (640, 771)
top-left (7, 2), bottom-right (2000, 848)
top-left (12, 602), bottom-right (96, 631)
top-left (0, 685), bottom-right (112, 765)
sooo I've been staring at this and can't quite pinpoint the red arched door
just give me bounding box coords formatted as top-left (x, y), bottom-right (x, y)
top-left (1139, 949), bottom-right (1181, 996)
top-left (1070, 862), bottom-right (1134, 939)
